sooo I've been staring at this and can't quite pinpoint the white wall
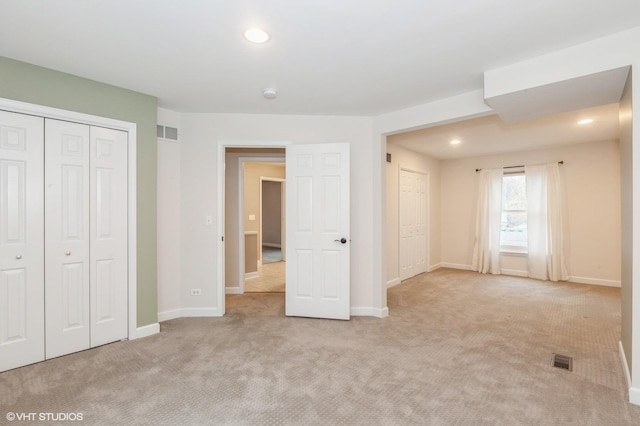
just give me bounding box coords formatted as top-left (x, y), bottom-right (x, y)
top-left (179, 114), bottom-right (377, 315)
top-left (385, 142), bottom-right (441, 285)
top-left (440, 140), bottom-right (621, 285)
top-left (157, 108), bottom-right (182, 320)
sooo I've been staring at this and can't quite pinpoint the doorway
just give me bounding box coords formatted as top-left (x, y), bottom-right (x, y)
top-left (222, 148), bottom-right (286, 297)
top-left (245, 170), bottom-right (286, 293)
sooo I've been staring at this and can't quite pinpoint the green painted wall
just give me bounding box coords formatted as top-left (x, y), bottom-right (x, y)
top-left (0, 56), bottom-right (158, 327)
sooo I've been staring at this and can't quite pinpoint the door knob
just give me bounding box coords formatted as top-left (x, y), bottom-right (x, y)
top-left (16, 255), bottom-right (22, 260)
top-left (65, 251), bottom-right (71, 256)
top-left (334, 238), bottom-right (347, 244)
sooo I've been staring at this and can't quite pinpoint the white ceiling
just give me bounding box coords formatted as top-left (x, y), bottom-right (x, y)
top-left (2, 1), bottom-right (640, 115)
top-left (387, 103), bottom-right (620, 160)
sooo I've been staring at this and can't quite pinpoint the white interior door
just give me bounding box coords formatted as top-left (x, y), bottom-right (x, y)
top-left (0, 110), bottom-right (45, 371)
top-left (45, 119), bottom-right (91, 359)
top-left (399, 169), bottom-right (427, 281)
top-left (90, 126), bottom-right (128, 347)
top-left (286, 143), bottom-right (350, 320)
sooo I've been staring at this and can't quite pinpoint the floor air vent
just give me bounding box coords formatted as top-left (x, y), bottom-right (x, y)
top-left (552, 353), bottom-right (573, 371)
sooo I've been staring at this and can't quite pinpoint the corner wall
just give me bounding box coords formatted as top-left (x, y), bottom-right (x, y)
top-left (385, 142), bottom-right (442, 285)
top-left (440, 140), bottom-right (621, 284)
top-left (179, 114), bottom-right (377, 315)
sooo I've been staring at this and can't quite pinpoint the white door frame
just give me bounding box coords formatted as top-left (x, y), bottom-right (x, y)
top-left (236, 156), bottom-right (285, 294)
top-left (259, 176), bottom-right (286, 262)
top-left (217, 141), bottom-right (290, 315)
top-left (0, 97), bottom-right (138, 340)
top-left (398, 166), bottom-right (429, 280)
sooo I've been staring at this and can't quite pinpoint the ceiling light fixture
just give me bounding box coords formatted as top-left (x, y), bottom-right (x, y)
top-left (577, 118), bottom-right (594, 125)
top-left (244, 28), bottom-right (270, 43)
top-left (263, 88), bottom-right (278, 100)
top-left (450, 139), bottom-right (461, 145)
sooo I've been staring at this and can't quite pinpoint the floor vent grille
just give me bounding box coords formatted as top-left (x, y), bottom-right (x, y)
top-left (552, 353), bottom-right (573, 371)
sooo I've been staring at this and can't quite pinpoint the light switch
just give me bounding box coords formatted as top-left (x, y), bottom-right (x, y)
top-left (249, 214), bottom-right (256, 221)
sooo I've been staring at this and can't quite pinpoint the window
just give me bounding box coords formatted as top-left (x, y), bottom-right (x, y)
top-left (500, 173), bottom-right (527, 251)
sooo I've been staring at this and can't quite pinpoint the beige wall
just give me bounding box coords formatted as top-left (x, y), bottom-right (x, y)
top-left (244, 163), bottom-right (286, 237)
top-left (262, 181), bottom-right (283, 246)
top-left (440, 139), bottom-right (621, 284)
top-left (385, 142), bottom-right (441, 284)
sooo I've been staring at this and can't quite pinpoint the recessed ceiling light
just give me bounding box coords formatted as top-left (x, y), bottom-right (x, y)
top-left (450, 139), bottom-right (461, 145)
top-left (577, 118), bottom-right (594, 125)
top-left (244, 28), bottom-right (270, 43)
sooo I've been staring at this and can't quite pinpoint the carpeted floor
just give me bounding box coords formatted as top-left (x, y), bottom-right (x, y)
top-left (2, 268), bottom-right (640, 425)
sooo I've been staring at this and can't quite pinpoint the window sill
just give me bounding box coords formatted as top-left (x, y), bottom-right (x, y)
top-left (500, 247), bottom-right (528, 256)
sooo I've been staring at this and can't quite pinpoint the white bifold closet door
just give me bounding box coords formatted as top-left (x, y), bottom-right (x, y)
top-left (89, 126), bottom-right (128, 348)
top-left (45, 120), bottom-right (128, 357)
top-left (0, 110), bottom-right (45, 371)
top-left (0, 112), bottom-right (128, 371)
top-left (45, 119), bottom-right (91, 358)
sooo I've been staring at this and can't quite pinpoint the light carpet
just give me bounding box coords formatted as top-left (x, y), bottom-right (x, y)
top-left (2, 268), bottom-right (640, 425)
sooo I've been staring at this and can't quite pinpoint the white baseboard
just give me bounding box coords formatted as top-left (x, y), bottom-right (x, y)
top-left (387, 278), bottom-right (402, 288)
top-left (617, 341), bottom-right (640, 406)
top-left (158, 307), bottom-right (222, 322)
top-left (570, 276), bottom-right (621, 288)
top-left (157, 309), bottom-right (181, 322)
top-left (180, 307), bottom-right (221, 317)
top-left (350, 306), bottom-right (389, 318)
top-left (441, 262), bottom-right (473, 270)
top-left (245, 271), bottom-right (259, 280)
top-left (262, 243), bottom-right (281, 248)
top-left (428, 263), bottom-right (442, 272)
top-left (135, 322), bottom-right (160, 339)
top-left (501, 268), bottom-right (528, 277)
top-left (225, 286), bottom-right (243, 294)
top-left (630, 386), bottom-right (640, 406)
top-left (619, 341), bottom-right (631, 390)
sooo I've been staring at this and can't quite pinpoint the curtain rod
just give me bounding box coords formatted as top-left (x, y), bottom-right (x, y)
top-left (475, 161), bottom-right (563, 173)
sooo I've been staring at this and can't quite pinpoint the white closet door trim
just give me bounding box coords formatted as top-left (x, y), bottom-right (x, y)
top-left (0, 97), bottom-right (140, 341)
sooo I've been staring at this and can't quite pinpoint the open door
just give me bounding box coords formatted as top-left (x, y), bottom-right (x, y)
top-left (285, 143), bottom-right (350, 320)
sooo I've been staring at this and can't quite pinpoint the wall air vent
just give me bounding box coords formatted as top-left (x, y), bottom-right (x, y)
top-left (157, 125), bottom-right (179, 142)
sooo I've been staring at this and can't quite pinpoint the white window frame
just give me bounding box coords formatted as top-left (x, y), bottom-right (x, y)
top-left (500, 171), bottom-right (528, 254)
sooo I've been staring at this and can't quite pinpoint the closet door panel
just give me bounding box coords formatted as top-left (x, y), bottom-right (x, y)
top-left (45, 119), bottom-right (91, 359)
top-left (90, 126), bottom-right (128, 347)
top-left (0, 110), bottom-right (44, 372)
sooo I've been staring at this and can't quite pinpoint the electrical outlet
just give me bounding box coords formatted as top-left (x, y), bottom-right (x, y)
top-left (190, 288), bottom-right (202, 296)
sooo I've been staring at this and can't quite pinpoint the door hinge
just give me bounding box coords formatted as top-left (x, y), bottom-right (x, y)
top-left (222, 236), bottom-right (224, 242)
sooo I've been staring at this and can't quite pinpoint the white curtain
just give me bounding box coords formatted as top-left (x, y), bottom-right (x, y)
top-left (472, 168), bottom-right (503, 274)
top-left (525, 163), bottom-right (568, 281)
